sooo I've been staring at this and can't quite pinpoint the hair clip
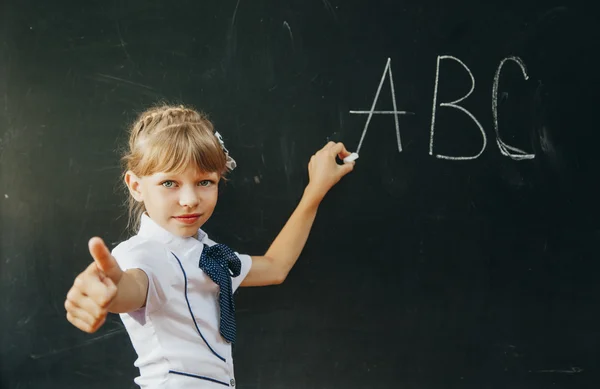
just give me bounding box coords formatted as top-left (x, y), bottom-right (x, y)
top-left (214, 131), bottom-right (237, 171)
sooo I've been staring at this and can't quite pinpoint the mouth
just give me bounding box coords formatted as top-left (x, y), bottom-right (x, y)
top-left (173, 214), bottom-right (202, 225)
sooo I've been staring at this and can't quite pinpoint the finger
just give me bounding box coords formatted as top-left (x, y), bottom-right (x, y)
top-left (66, 311), bottom-right (105, 333)
top-left (82, 280), bottom-right (116, 309)
top-left (85, 277), bottom-right (114, 307)
top-left (89, 237), bottom-right (123, 284)
top-left (323, 141), bottom-right (336, 150)
top-left (337, 160), bottom-right (355, 177)
top-left (65, 290), bottom-right (107, 321)
top-left (65, 299), bottom-right (102, 329)
top-left (66, 311), bottom-right (94, 333)
top-left (67, 281), bottom-right (88, 304)
top-left (93, 315), bottom-right (107, 332)
top-left (72, 270), bottom-right (97, 297)
top-left (331, 142), bottom-right (351, 158)
top-left (72, 270), bottom-right (116, 309)
top-left (73, 267), bottom-right (105, 296)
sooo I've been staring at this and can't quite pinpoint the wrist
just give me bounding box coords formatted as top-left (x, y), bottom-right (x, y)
top-left (302, 184), bottom-right (325, 209)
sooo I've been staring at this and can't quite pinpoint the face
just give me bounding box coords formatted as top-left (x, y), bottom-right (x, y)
top-left (126, 166), bottom-right (220, 238)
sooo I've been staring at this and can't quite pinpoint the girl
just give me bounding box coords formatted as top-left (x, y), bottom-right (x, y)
top-left (64, 104), bottom-right (355, 388)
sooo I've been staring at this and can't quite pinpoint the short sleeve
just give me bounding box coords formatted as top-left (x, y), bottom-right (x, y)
top-left (200, 233), bottom-right (252, 293)
top-left (232, 253), bottom-right (252, 292)
top-left (111, 239), bottom-right (176, 322)
top-left (200, 230), bottom-right (252, 292)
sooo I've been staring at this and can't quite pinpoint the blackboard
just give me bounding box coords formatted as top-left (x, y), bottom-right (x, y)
top-left (1, 1), bottom-right (599, 388)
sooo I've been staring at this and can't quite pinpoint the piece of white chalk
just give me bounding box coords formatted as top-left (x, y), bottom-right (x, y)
top-left (343, 152), bottom-right (359, 163)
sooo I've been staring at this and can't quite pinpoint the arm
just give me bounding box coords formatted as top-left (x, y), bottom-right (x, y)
top-left (108, 268), bottom-right (148, 314)
top-left (241, 142), bottom-right (355, 287)
top-left (64, 237), bottom-right (148, 333)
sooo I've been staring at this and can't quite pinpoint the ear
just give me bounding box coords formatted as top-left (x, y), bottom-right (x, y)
top-left (124, 171), bottom-right (144, 202)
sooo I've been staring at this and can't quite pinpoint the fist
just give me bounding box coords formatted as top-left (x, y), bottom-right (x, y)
top-left (64, 237), bottom-right (123, 333)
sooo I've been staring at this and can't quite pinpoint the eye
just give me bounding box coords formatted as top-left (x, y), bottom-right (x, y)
top-left (161, 180), bottom-right (176, 188)
top-left (198, 180), bottom-right (213, 187)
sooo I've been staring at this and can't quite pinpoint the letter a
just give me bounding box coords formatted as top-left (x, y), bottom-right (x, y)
top-left (350, 58), bottom-right (414, 153)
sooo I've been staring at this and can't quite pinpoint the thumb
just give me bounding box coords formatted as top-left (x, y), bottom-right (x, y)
top-left (89, 237), bottom-right (123, 284)
top-left (338, 161), bottom-right (355, 177)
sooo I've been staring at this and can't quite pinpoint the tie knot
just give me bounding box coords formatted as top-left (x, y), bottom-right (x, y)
top-left (202, 244), bottom-right (242, 277)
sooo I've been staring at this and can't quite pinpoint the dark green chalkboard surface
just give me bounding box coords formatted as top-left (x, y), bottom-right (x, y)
top-left (1, 1), bottom-right (599, 388)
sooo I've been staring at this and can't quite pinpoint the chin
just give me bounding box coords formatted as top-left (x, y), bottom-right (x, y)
top-left (180, 225), bottom-right (201, 237)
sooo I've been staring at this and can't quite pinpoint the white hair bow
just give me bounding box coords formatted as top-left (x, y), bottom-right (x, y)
top-left (214, 131), bottom-right (237, 171)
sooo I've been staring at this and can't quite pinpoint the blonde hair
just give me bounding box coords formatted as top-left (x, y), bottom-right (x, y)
top-left (122, 104), bottom-right (229, 232)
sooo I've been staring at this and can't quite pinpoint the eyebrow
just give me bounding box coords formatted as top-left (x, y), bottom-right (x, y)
top-left (153, 172), bottom-right (218, 180)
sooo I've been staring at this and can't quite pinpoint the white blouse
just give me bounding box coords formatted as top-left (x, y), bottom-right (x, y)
top-left (112, 214), bottom-right (252, 388)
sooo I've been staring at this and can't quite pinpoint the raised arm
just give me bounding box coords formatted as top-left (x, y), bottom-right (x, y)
top-left (241, 142), bottom-right (355, 287)
top-left (64, 237), bottom-right (148, 333)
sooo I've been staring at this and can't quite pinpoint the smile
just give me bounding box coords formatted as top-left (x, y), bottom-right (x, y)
top-left (174, 214), bottom-right (202, 224)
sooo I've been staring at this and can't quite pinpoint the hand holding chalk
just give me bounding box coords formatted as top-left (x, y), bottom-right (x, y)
top-left (343, 152), bottom-right (359, 164)
top-left (305, 142), bottom-right (355, 203)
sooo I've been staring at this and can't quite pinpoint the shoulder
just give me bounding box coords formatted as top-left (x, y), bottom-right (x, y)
top-left (112, 235), bottom-right (168, 257)
top-left (111, 236), bottom-right (171, 271)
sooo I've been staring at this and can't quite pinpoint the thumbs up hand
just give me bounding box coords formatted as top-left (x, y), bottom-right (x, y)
top-left (64, 237), bottom-right (123, 333)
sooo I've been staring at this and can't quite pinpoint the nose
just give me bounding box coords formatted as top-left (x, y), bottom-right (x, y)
top-left (178, 185), bottom-right (200, 209)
